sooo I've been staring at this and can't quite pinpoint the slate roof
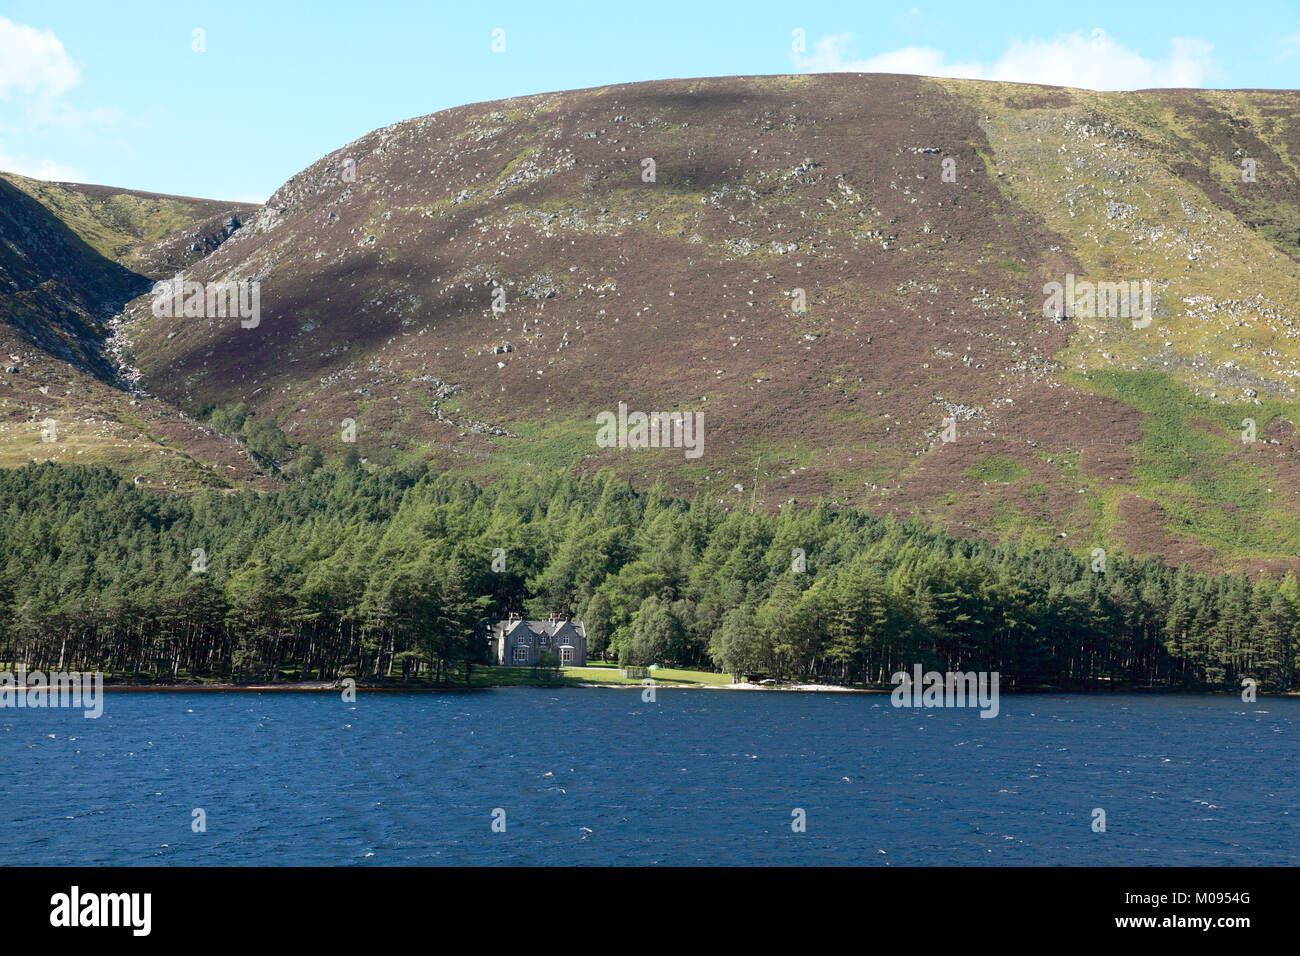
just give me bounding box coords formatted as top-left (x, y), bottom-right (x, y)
top-left (500, 618), bottom-right (586, 641)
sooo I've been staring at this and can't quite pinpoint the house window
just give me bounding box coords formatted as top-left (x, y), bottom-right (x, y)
top-left (513, 647), bottom-right (529, 663)
top-left (561, 648), bottom-right (573, 664)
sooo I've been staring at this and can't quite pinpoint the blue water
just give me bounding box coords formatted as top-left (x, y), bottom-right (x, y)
top-left (2, 689), bottom-right (1295, 865)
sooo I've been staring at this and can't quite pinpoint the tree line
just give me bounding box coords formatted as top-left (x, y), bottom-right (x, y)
top-left (0, 460), bottom-right (1294, 691)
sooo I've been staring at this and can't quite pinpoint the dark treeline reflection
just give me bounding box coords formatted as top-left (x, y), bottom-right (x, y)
top-left (0, 461), bottom-right (1294, 691)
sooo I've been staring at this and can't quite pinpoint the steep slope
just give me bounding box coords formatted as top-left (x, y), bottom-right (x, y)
top-left (0, 172), bottom-right (258, 279)
top-left (0, 173), bottom-right (269, 489)
top-left (107, 74), bottom-right (1300, 571)
top-left (0, 175), bottom-right (146, 377)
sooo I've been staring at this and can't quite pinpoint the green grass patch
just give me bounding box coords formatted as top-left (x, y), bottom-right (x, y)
top-left (1076, 368), bottom-right (1300, 558)
top-left (966, 454), bottom-right (1029, 484)
top-left (472, 663), bottom-right (732, 688)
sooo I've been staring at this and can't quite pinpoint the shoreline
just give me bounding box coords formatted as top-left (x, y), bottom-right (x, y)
top-left (578, 681), bottom-right (885, 693)
top-left (18, 679), bottom-right (1291, 696)
top-left (92, 682), bottom-right (475, 693)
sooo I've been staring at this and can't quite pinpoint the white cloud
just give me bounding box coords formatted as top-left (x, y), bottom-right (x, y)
top-left (0, 20), bottom-right (104, 181)
top-left (0, 17), bottom-right (80, 100)
top-left (0, 146), bottom-right (85, 182)
top-left (792, 29), bottom-right (1214, 91)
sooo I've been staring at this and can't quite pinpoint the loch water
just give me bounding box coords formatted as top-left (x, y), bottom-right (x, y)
top-left (3, 688), bottom-right (1295, 865)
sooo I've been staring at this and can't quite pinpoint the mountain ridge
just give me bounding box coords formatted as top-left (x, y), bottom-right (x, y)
top-left (0, 171), bottom-right (271, 489)
top-left (10, 72), bottom-right (1300, 571)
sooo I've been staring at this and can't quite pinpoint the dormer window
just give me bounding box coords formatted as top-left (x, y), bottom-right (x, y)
top-left (495, 617), bottom-right (585, 667)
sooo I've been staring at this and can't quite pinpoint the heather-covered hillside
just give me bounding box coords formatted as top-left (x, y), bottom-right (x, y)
top-left (8, 73), bottom-right (1300, 570)
top-left (110, 74), bottom-right (1300, 571)
top-left (0, 173), bottom-right (267, 489)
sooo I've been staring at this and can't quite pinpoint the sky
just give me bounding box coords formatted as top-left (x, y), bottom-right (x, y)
top-left (2, 0), bottom-right (1298, 203)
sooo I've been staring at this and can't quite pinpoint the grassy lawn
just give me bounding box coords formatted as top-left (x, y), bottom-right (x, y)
top-left (5, 660), bottom-right (736, 690)
top-left (471, 662), bottom-right (734, 689)
top-left (578, 663), bottom-right (733, 685)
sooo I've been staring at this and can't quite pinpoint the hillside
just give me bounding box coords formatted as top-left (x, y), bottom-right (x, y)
top-left (0, 172), bottom-right (258, 279)
top-left (36, 74), bottom-right (1300, 571)
top-left (0, 173), bottom-right (269, 489)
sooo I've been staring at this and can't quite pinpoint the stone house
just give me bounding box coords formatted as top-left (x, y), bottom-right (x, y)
top-left (488, 615), bottom-right (587, 667)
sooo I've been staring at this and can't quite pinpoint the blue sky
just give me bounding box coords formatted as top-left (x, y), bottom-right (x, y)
top-left (2, 0), bottom-right (1298, 203)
